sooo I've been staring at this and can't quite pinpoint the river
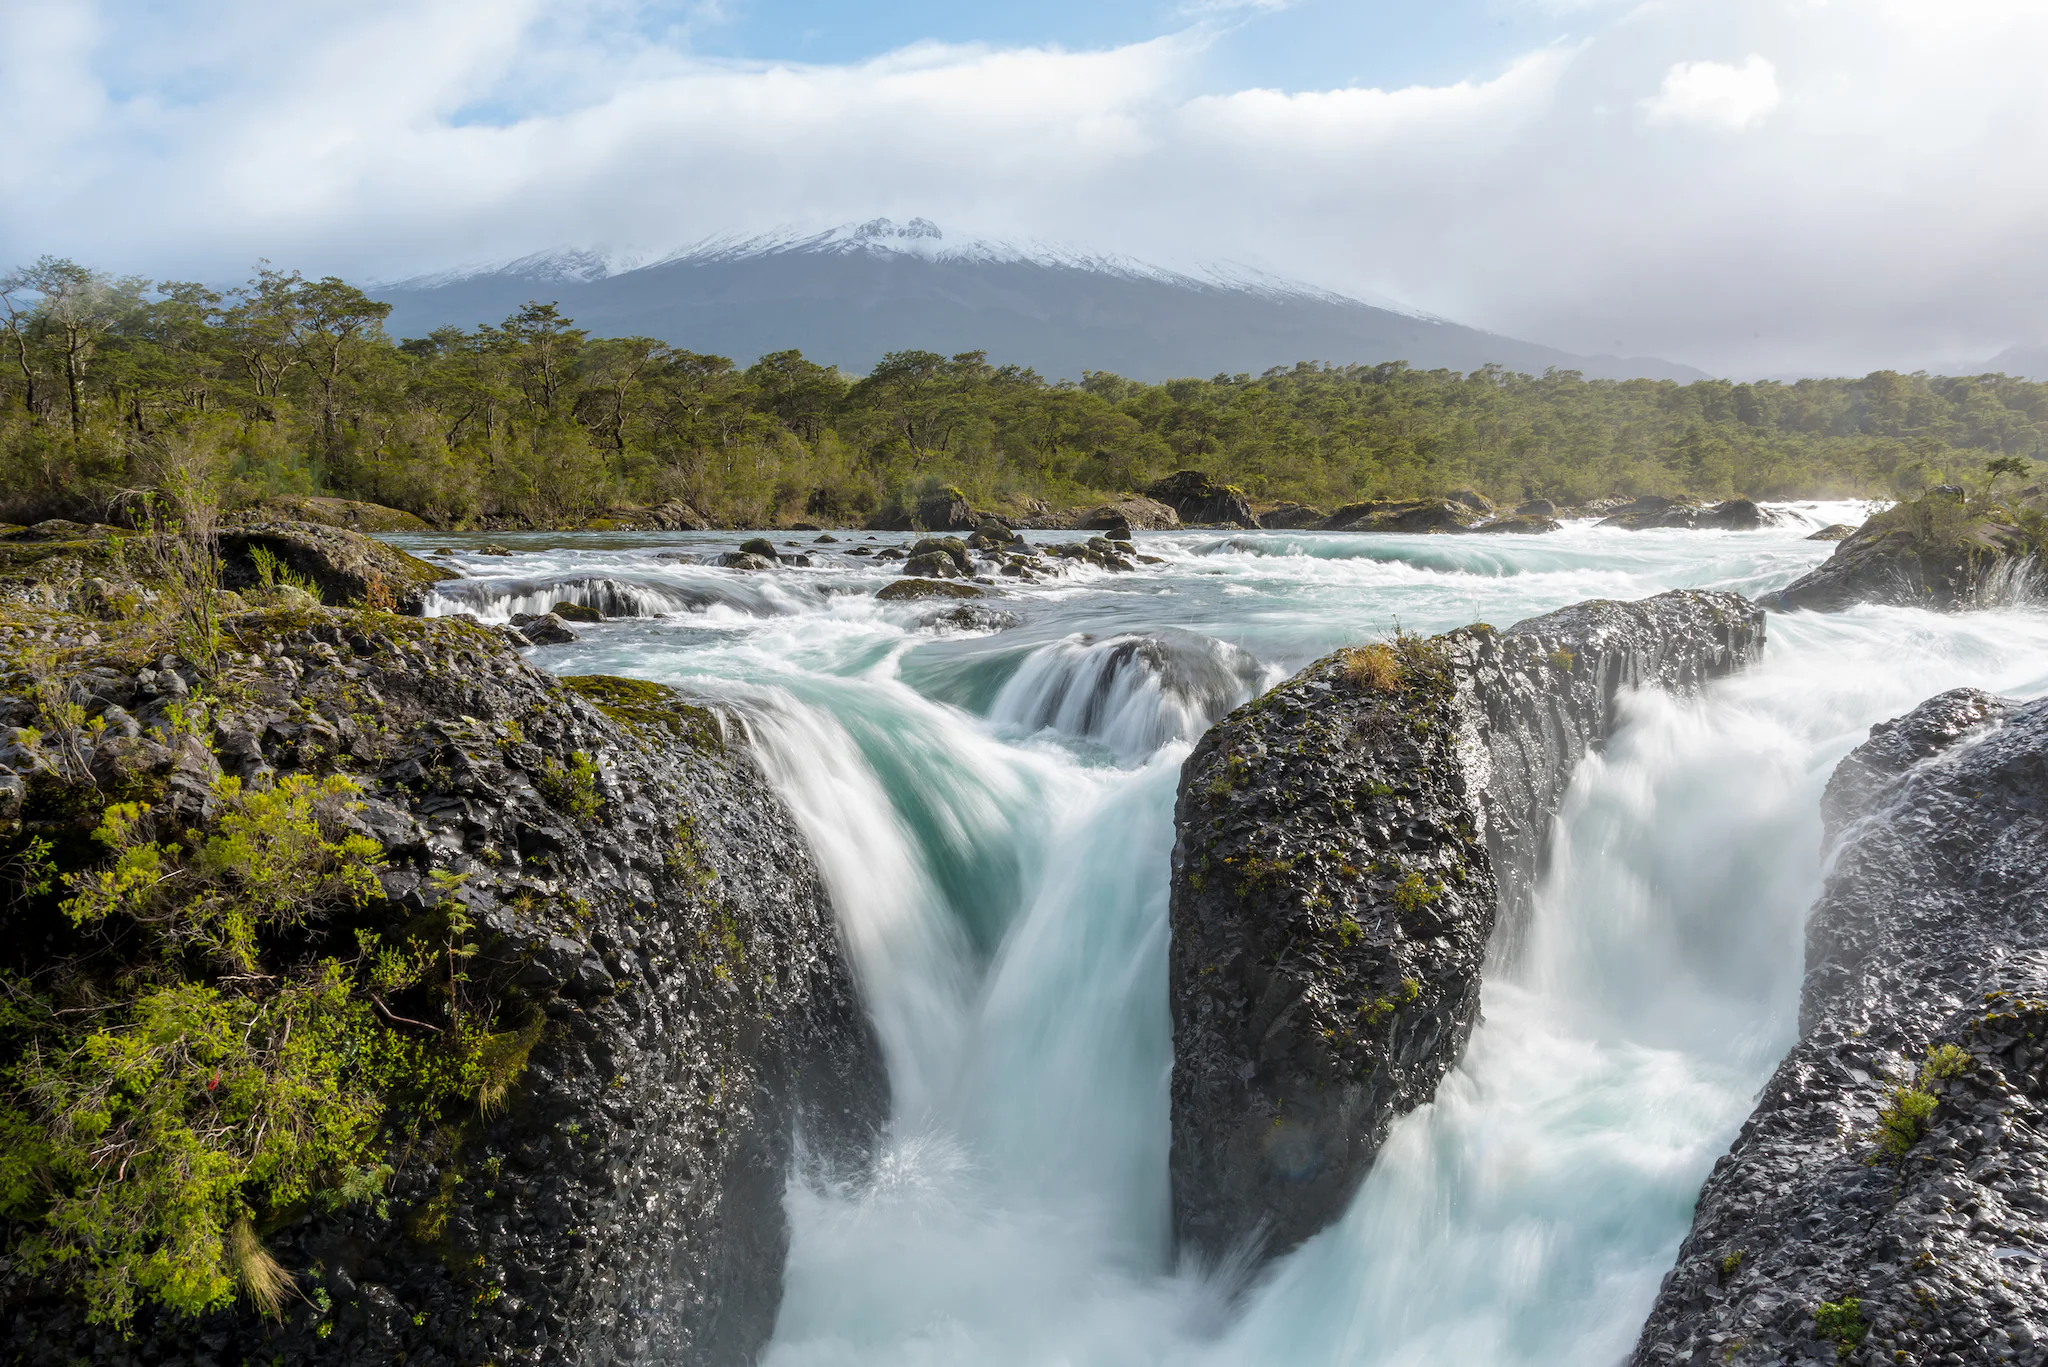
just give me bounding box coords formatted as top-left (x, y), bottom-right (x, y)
top-left (403, 507), bottom-right (2048, 1366)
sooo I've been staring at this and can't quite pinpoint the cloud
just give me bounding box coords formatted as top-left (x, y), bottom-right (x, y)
top-left (1640, 55), bottom-right (1779, 130)
top-left (6, 0), bottom-right (2048, 376)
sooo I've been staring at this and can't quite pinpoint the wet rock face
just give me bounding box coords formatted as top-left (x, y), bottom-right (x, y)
top-left (1770, 490), bottom-right (2044, 611)
top-left (4, 613), bottom-right (884, 1367)
top-left (1631, 690), bottom-right (2048, 1367)
top-left (1168, 590), bottom-right (1766, 1266)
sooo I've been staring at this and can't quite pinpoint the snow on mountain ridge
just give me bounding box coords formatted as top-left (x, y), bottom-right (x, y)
top-left (379, 218), bottom-right (1440, 321)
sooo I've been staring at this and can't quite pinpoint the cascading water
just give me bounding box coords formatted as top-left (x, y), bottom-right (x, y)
top-left (398, 507), bottom-right (2048, 1365)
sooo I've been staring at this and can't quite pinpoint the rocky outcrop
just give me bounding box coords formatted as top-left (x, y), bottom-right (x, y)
top-left (1, 609), bottom-right (884, 1366)
top-left (1473, 513), bottom-right (1563, 534)
top-left (1146, 471), bottom-right (1257, 528)
top-left (1598, 496), bottom-right (1795, 530)
top-left (1769, 491), bottom-right (2043, 611)
top-left (1807, 522), bottom-right (1856, 541)
top-left (1168, 590), bottom-right (1766, 1265)
top-left (1631, 690), bottom-right (2048, 1367)
top-left (1319, 499), bottom-right (1486, 533)
top-left (1080, 497), bottom-right (1180, 533)
top-left (1256, 503), bottom-right (1327, 530)
top-left (219, 521), bottom-right (456, 613)
top-left (867, 486), bottom-right (984, 532)
top-left (228, 496), bottom-right (432, 533)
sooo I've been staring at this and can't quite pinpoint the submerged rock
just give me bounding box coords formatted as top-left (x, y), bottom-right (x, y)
top-left (1, 611), bottom-right (885, 1366)
top-left (1168, 590), bottom-right (1766, 1266)
top-left (1631, 689), bottom-right (2048, 1367)
top-left (876, 578), bottom-right (986, 601)
top-left (1769, 490), bottom-right (2044, 611)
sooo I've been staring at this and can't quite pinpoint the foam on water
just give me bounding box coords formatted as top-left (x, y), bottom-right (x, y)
top-left (421, 507), bottom-right (2048, 1365)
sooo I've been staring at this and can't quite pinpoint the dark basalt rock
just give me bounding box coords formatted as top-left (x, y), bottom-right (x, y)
top-left (1146, 471), bottom-right (1258, 528)
top-left (1769, 491), bottom-right (2043, 611)
top-left (1806, 522), bottom-right (1856, 541)
top-left (548, 600), bottom-right (604, 623)
top-left (1319, 499), bottom-right (1485, 533)
top-left (1472, 514), bottom-right (1563, 534)
top-left (509, 610), bottom-right (578, 644)
top-left (1256, 503), bottom-right (1327, 530)
top-left (1168, 589), bottom-right (1766, 1266)
top-left (1080, 498), bottom-right (1180, 533)
top-left (2, 612), bottom-right (885, 1367)
top-left (1597, 497), bottom-right (1793, 531)
top-left (716, 551), bottom-right (779, 571)
top-left (1631, 689), bottom-right (2048, 1367)
top-left (906, 536), bottom-right (973, 576)
top-left (876, 578), bottom-right (985, 601)
top-left (218, 521), bottom-right (456, 613)
top-left (868, 486), bottom-right (981, 532)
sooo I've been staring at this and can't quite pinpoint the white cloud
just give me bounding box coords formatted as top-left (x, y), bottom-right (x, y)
top-left (1640, 54), bottom-right (1780, 130)
top-left (6, 0), bottom-right (2048, 375)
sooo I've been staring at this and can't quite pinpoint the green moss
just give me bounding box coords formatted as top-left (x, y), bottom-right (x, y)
top-left (1547, 648), bottom-right (1576, 672)
top-left (561, 674), bottom-right (722, 750)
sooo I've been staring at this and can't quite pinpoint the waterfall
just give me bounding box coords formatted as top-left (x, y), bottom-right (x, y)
top-left (437, 509), bottom-right (2048, 1365)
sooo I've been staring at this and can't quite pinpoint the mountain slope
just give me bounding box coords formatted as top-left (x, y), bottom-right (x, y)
top-left (374, 218), bottom-right (1706, 383)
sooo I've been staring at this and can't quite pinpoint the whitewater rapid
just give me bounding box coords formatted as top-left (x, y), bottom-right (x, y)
top-left (403, 507), bottom-right (2048, 1365)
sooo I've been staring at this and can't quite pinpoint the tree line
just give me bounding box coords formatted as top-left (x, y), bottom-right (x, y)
top-left (4, 255), bottom-right (2045, 526)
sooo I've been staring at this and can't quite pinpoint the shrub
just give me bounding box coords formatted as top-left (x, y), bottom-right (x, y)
top-left (538, 750), bottom-right (603, 820)
top-left (1873, 1043), bottom-right (1971, 1163)
top-left (1814, 1297), bottom-right (1867, 1357)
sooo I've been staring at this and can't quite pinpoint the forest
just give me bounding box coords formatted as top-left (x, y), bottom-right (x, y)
top-left (5, 256), bottom-right (2046, 527)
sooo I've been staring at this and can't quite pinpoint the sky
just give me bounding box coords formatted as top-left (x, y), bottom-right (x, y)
top-left (3, 0), bottom-right (2045, 376)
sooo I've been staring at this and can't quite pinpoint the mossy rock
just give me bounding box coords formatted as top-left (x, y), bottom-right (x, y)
top-left (875, 579), bottom-right (986, 602)
top-left (232, 497), bottom-right (431, 533)
top-left (550, 601), bottom-right (604, 623)
top-left (561, 675), bottom-right (723, 749)
top-left (218, 521), bottom-right (455, 614)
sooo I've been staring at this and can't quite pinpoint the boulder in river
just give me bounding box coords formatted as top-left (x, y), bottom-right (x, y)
top-left (1805, 522), bottom-right (1855, 541)
top-left (1169, 589), bottom-right (1767, 1266)
top-left (876, 577), bottom-right (985, 601)
top-left (1319, 499), bottom-right (1486, 533)
top-left (1630, 688), bottom-right (2048, 1366)
top-left (1080, 497), bottom-right (1180, 533)
top-left (1769, 490), bottom-right (2044, 611)
top-left (1256, 502), bottom-right (1327, 529)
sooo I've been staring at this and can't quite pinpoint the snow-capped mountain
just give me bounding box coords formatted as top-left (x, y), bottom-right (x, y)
top-left (374, 218), bottom-right (1703, 382)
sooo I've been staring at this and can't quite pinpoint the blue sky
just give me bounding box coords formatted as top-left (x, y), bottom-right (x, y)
top-left (5, 0), bottom-right (2046, 374)
top-left (685, 0), bottom-right (1568, 94)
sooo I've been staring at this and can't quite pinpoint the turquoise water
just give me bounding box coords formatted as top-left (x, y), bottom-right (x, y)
top-left (402, 508), bottom-right (2048, 1365)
